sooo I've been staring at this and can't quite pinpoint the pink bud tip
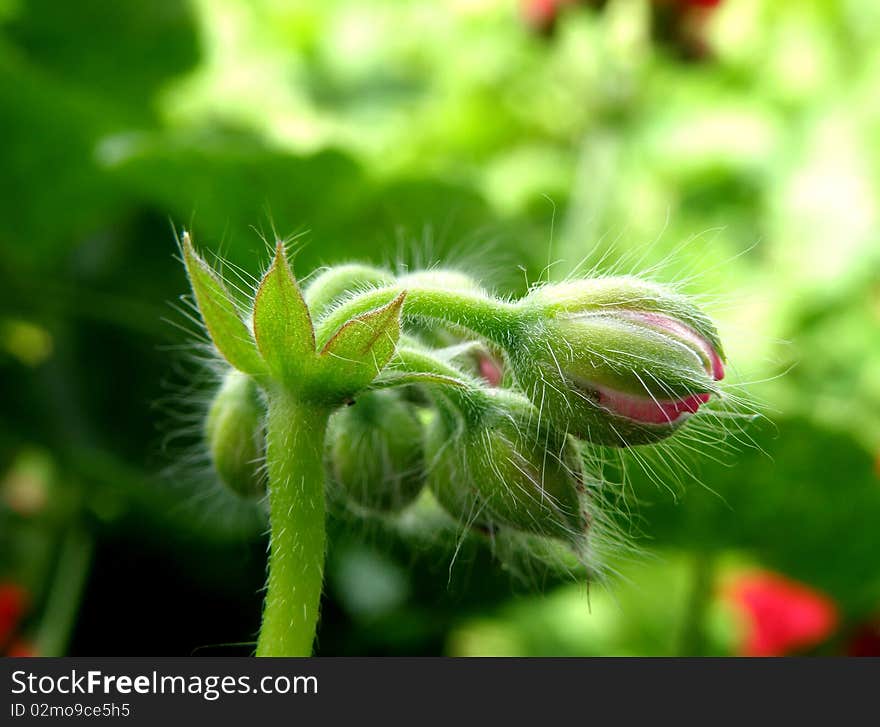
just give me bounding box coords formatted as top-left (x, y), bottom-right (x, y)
top-left (620, 310), bottom-right (725, 381)
top-left (594, 312), bottom-right (724, 425)
top-left (597, 388), bottom-right (711, 425)
top-left (478, 355), bottom-right (503, 387)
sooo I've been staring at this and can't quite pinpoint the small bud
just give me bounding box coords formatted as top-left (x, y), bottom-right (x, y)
top-left (426, 394), bottom-right (589, 545)
top-left (205, 370), bottom-right (265, 498)
top-left (326, 390), bottom-right (426, 512)
top-left (511, 277), bottom-right (725, 446)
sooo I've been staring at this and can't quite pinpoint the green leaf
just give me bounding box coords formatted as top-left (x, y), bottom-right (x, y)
top-left (318, 291), bottom-right (407, 398)
top-left (252, 242), bottom-right (316, 384)
top-left (182, 232), bottom-right (266, 376)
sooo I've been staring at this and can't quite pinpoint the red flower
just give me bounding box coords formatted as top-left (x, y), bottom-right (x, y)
top-left (0, 583), bottom-right (27, 646)
top-left (0, 582), bottom-right (37, 656)
top-left (724, 571), bottom-right (838, 656)
top-left (521, 0), bottom-right (576, 35)
top-left (666, 0), bottom-right (721, 8)
top-left (6, 639), bottom-right (37, 657)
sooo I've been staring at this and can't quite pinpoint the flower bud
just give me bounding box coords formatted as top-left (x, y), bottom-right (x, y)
top-left (326, 389), bottom-right (426, 512)
top-left (205, 370), bottom-right (265, 497)
top-left (426, 394), bottom-right (589, 545)
top-left (510, 277), bottom-right (725, 446)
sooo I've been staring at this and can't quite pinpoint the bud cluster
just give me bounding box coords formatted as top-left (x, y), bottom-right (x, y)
top-left (185, 234), bottom-right (726, 572)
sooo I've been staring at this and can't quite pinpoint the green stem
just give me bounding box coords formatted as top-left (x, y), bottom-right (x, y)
top-left (395, 345), bottom-right (481, 388)
top-left (256, 390), bottom-right (330, 657)
top-left (678, 552), bottom-right (715, 656)
top-left (393, 345), bottom-right (533, 427)
top-left (314, 286), bottom-right (526, 351)
top-left (394, 346), bottom-right (487, 422)
top-left (36, 526), bottom-right (93, 657)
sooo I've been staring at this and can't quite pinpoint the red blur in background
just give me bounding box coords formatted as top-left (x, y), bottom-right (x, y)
top-left (725, 571), bottom-right (838, 657)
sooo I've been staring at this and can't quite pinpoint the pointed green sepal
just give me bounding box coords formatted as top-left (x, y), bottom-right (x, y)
top-left (181, 232), bottom-right (267, 377)
top-left (317, 291), bottom-right (406, 399)
top-left (252, 243), bottom-right (317, 385)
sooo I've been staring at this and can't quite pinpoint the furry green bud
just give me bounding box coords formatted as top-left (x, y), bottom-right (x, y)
top-left (205, 370), bottom-right (265, 497)
top-left (510, 277), bottom-right (726, 446)
top-left (326, 389), bottom-right (426, 512)
top-left (426, 393), bottom-right (589, 545)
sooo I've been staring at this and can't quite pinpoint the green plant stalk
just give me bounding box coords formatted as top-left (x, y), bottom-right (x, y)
top-left (394, 345), bottom-right (534, 422)
top-left (315, 286), bottom-right (528, 351)
top-left (36, 525), bottom-right (93, 657)
top-left (678, 551), bottom-right (715, 657)
top-left (256, 389), bottom-right (331, 657)
top-left (394, 346), bottom-right (500, 421)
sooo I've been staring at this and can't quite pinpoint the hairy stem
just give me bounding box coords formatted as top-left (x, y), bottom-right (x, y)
top-left (257, 390), bottom-right (330, 657)
top-left (314, 286), bottom-right (527, 351)
top-left (394, 346), bottom-right (487, 422)
top-left (393, 345), bottom-right (533, 427)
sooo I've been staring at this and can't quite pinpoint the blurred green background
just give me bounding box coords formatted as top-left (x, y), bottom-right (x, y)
top-left (2, 0), bottom-right (879, 656)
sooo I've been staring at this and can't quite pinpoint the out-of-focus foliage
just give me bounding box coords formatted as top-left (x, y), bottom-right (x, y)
top-left (1, 0), bottom-right (878, 655)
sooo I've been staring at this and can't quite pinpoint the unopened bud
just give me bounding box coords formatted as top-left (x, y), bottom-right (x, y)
top-left (205, 370), bottom-right (265, 497)
top-left (511, 277), bottom-right (725, 446)
top-left (427, 394), bottom-right (589, 544)
top-left (326, 390), bottom-right (426, 512)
